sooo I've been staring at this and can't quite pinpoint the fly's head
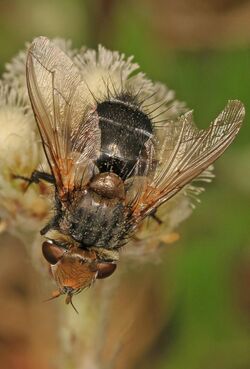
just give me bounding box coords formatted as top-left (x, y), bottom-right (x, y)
top-left (42, 233), bottom-right (117, 311)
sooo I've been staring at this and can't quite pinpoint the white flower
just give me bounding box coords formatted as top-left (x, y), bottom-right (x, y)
top-left (0, 38), bottom-right (213, 255)
top-left (0, 81), bottom-right (50, 238)
top-left (3, 38), bottom-right (78, 90)
top-left (73, 44), bottom-right (186, 121)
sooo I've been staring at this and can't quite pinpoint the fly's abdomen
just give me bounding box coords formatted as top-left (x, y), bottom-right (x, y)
top-left (96, 96), bottom-right (153, 180)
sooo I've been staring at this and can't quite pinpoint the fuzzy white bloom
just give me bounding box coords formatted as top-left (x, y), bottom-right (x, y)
top-left (0, 81), bottom-right (50, 239)
top-left (3, 38), bottom-right (78, 88)
top-left (0, 38), bottom-right (211, 255)
top-left (73, 44), bottom-right (186, 120)
top-left (0, 38), bottom-right (81, 240)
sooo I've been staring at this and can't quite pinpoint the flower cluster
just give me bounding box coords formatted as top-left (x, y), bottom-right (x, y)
top-left (0, 38), bottom-right (211, 254)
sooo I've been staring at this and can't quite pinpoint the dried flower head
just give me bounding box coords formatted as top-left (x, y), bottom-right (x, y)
top-left (0, 39), bottom-right (80, 241)
top-left (0, 37), bottom-right (244, 265)
top-left (0, 81), bottom-right (50, 238)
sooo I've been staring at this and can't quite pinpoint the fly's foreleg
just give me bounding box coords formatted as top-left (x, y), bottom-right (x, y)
top-left (13, 170), bottom-right (55, 187)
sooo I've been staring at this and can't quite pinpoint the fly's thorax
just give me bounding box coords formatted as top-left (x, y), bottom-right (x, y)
top-left (57, 173), bottom-right (130, 247)
top-left (89, 172), bottom-right (125, 200)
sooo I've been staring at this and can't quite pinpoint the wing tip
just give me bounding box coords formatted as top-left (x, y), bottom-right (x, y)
top-left (211, 99), bottom-right (245, 136)
top-left (28, 36), bottom-right (51, 57)
top-left (31, 35), bottom-right (50, 45)
top-left (226, 99), bottom-right (245, 121)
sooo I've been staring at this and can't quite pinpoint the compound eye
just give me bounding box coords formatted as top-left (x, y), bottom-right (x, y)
top-left (96, 263), bottom-right (117, 279)
top-left (42, 241), bottom-right (65, 265)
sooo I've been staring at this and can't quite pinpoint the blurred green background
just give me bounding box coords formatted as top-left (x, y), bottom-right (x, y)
top-left (0, 1), bottom-right (250, 369)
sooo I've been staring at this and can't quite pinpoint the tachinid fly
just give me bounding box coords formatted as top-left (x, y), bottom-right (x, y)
top-left (23, 37), bottom-right (244, 308)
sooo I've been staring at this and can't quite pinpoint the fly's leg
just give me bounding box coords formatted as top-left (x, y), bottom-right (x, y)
top-left (13, 170), bottom-right (55, 188)
top-left (149, 209), bottom-right (162, 225)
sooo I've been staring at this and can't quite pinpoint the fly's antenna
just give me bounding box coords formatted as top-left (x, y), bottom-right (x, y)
top-left (65, 293), bottom-right (79, 314)
top-left (43, 290), bottom-right (61, 303)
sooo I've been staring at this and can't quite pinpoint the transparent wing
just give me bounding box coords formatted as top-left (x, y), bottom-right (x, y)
top-left (26, 36), bottom-right (100, 197)
top-left (130, 100), bottom-right (245, 223)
